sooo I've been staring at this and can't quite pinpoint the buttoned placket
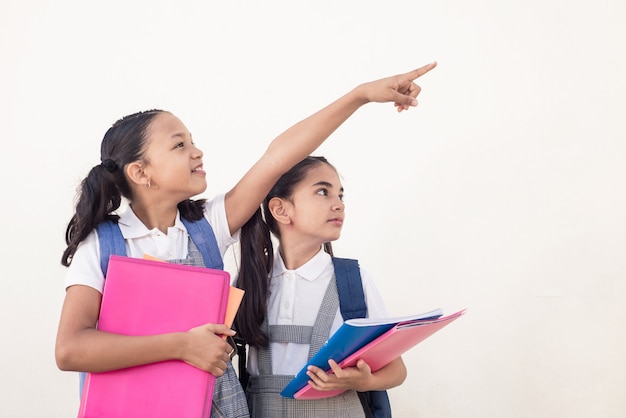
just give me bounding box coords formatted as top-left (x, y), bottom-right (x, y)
top-left (150, 229), bottom-right (171, 260)
top-left (277, 270), bottom-right (297, 323)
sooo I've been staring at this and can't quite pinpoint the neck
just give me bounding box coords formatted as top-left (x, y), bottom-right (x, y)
top-left (278, 239), bottom-right (323, 270)
top-left (130, 202), bottom-right (178, 234)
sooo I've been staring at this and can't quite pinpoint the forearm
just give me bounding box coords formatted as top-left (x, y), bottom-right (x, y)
top-left (56, 285), bottom-right (187, 372)
top-left (263, 85), bottom-right (369, 170)
top-left (359, 357), bottom-right (407, 392)
top-left (259, 62), bottom-right (436, 173)
top-left (56, 329), bottom-right (187, 373)
top-left (225, 85), bottom-right (370, 232)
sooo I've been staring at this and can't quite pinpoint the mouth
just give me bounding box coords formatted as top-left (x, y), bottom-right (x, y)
top-left (191, 165), bottom-right (206, 174)
top-left (329, 218), bottom-right (344, 226)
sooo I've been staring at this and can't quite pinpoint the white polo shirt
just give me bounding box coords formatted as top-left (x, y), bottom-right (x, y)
top-left (64, 194), bottom-right (237, 293)
top-left (247, 248), bottom-right (389, 376)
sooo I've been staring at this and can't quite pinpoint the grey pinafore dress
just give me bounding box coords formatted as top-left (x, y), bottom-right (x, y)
top-left (245, 276), bottom-right (365, 418)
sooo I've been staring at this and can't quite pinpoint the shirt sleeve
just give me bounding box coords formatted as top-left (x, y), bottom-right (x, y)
top-left (64, 229), bottom-right (106, 293)
top-left (64, 194), bottom-right (238, 294)
top-left (203, 193), bottom-right (239, 256)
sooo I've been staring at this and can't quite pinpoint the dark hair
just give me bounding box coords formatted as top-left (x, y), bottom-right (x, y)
top-left (61, 109), bottom-right (205, 267)
top-left (235, 156), bottom-right (335, 347)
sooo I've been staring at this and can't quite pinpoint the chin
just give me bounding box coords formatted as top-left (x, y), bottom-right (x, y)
top-left (192, 185), bottom-right (207, 196)
top-left (330, 233), bottom-right (342, 241)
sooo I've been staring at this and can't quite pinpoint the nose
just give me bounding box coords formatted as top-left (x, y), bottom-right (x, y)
top-left (191, 143), bottom-right (203, 159)
top-left (332, 200), bottom-right (344, 212)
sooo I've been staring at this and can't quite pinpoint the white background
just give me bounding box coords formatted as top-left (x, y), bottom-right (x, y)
top-left (1, 1), bottom-right (625, 417)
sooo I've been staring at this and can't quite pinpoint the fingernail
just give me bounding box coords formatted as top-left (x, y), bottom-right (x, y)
top-left (411, 99), bottom-right (418, 107)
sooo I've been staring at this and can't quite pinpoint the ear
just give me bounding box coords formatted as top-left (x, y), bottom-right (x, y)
top-left (125, 161), bottom-right (150, 189)
top-left (267, 197), bottom-right (292, 225)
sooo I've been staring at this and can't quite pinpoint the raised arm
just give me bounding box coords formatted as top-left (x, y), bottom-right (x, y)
top-left (224, 62), bottom-right (437, 234)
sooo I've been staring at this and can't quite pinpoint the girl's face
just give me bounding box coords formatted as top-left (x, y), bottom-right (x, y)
top-left (284, 163), bottom-right (345, 245)
top-left (141, 112), bottom-right (207, 201)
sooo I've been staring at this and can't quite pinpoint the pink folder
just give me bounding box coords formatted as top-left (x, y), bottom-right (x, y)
top-left (293, 309), bottom-right (465, 400)
top-left (78, 255), bottom-right (231, 418)
top-left (142, 253), bottom-right (244, 337)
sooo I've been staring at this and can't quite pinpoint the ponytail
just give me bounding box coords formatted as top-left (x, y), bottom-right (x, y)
top-left (61, 109), bottom-right (165, 267)
top-left (177, 198), bottom-right (207, 222)
top-left (235, 207), bottom-right (274, 347)
top-left (61, 164), bottom-right (122, 266)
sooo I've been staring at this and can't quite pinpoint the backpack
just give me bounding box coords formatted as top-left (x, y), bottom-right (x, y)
top-left (79, 216), bottom-right (223, 397)
top-left (235, 257), bottom-right (392, 418)
top-left (96, 217), bottom-right (224, 275)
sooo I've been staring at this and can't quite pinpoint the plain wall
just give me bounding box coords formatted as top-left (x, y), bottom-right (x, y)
top-left (1, 1), bottom-right (625, 417)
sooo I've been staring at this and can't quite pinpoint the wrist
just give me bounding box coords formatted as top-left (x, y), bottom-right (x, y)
top-left (349, 84), bottom-right (371, 106)
top-left (356, 373), bottom-right (378, 392)
top-left (170, 331), bottom-right (190, 361)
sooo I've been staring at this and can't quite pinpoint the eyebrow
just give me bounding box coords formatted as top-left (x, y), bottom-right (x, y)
top-left (312, 181), bottom-right (344, 192)
top-left (171, 132), bottom-right (192, 140)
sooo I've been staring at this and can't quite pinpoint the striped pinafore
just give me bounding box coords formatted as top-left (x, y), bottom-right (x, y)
top-left (245, 276), bottom-right (365, 418)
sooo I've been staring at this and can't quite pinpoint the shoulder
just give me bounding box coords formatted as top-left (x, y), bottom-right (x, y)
top-left (202, 193), bottom-right (226, 219)
top-left (201, 194), bottom-right (238, 252)
top-left (64, 229), bottom-right (105, 293)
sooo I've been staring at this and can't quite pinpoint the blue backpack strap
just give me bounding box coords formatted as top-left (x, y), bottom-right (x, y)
top-left (96, 217), bottom-right (223, 271)
top-left (358, 391), bottom-right (392, 418)
top-left (332, 257), bottom-right (367, 320)
top-left (332, 257), bottom-right (392, 418)
top-left (180, 216), bottom-right (224, 270)
top-left (96, 220), bottom-right (127, 276)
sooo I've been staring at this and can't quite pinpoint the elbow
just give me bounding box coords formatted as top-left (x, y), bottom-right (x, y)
top-left (55, 344), bottom-right (71, 371)
top-left (55, 340), bottom-right (77, 371)
top-left (388, 358), bottom-right (407, 389)
top-left (397, 367), bottom-right (408, 386)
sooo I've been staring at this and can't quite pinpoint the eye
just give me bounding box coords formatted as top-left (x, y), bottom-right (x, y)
top-left (339, 193), bottom-right (344, 202)
top-left (174, 141), bottom-right (184, 149)
top-left (316, 188), bottom-right (329, 196)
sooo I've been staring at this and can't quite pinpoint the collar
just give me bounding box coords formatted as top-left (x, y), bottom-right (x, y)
top-left (117, 206), bottom-right (187, 239)
top-left (271, 247), bottom-right (332, 282)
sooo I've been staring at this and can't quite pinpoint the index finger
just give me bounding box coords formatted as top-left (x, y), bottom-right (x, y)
top-left (203, 323), bottom-right (236, 336)
top-left (406, 61), bottom-right (437, 80)
top-left (328, 359), bottom-right (344, 377)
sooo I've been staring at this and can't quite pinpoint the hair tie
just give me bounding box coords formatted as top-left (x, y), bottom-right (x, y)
top-left (101, 159), bottom-right (118, 173)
